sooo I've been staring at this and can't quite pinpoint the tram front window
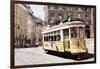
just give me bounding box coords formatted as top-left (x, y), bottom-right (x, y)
top-left (70, 27), bottom-right (84, 39)
top-left (79, 27), bottom-right (84, 38)
top-left (71, 27), bottom-right (77, 39)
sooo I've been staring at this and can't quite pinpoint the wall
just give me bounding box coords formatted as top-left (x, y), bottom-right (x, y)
top-left (15, 4), bottom-right (28, 38)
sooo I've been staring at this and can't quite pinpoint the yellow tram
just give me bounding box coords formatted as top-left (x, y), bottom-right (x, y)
top-left (42, 21), bottom-right (88, 58)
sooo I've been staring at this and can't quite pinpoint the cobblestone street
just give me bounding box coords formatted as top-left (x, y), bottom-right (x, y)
top-left (15, 38), bottom-right (95, 66)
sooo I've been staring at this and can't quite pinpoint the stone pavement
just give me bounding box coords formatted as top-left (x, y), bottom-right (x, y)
top-left (15, 38), bottom-right (95, 66)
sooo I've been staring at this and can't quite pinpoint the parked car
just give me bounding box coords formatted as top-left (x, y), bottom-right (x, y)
top-left (35, 41), bottom-right (40, 47)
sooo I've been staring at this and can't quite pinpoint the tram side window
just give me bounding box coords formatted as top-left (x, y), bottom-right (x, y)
top-left (63, 29), bottom-right (69, 39)
top-left (46, 36), bottom-right (49, 41)
top-left (56, 34), bottom-right (61, 41)
top-left (44, 35), bottom-right (61, 41)
top-left (44, 36), bottom-right (45, 41)
top-left (44, 36), bottom-right (53, 41)
top-left (71, 27), bottom-right (77, 38)
top-left (44, 37), bottom-right (46, 41)
top-left (48, 36), bottom-right (51, 41)
top-left (51, 36), bottom-right (53, 41)
top-left (53, 35), bottom-right (56, 41)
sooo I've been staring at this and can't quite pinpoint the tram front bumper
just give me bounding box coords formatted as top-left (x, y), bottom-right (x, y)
top-left (73, 50), bottom-right (87, 55)
top-left (66, 49), bottom-right (88, 55)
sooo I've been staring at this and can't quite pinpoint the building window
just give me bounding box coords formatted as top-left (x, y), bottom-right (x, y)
top-left (85, 14), bottom-right (88, 17)
top-left (85, 8), bottom-right (88, 11)
top-left (17, 24), bottom-right (20, 29)
top-left (75, 7), bottom-right (78, 10)
top-left (54, 6), bottom-right (58, 9)
top-left (58, 6), bottom-right (63, 10)
top-left (77, 12), bottom-right (82, 18)
top-left (49, 6), bottom-right (54, 10)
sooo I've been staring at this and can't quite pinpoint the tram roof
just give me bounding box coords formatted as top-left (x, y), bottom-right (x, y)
top-left (42, 21), bottom-right (85, 33)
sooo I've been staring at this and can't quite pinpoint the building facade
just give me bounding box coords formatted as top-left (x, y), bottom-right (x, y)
top-left (44, 5), bottom-right (95, 38)
top-left (15, 4), bottom-right (36, 48)
top-left (34, 18), bottom-right (43, 43)
top-left (15, 4), bottom-right (44, 48)
top-left (15, 4), bottom-right (28, 39)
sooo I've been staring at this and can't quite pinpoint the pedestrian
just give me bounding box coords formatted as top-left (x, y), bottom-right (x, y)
top-left (26, 38), bottom-right (30, 48)
top-left (24, 36), bottom-right (27, 48)
top-left (18, 35), bottom-right (22, 48)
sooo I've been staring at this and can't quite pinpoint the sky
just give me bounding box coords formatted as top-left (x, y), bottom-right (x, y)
top-left (30, 4), bottom-right (45, 21)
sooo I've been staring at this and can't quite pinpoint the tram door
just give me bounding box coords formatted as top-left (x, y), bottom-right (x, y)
top-left (63, 29), bottom-right (69, 50)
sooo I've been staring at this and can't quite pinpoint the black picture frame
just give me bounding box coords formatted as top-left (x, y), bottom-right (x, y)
top-left (10, 0), bottom-right (96, 69)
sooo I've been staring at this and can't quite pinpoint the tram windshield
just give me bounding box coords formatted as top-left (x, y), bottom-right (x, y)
top-left (79, 27), bottom-right (84, 38)
top-left (70, 27), bottom-right (84, 39)
top-left (71, 27), bottom-right (77, 38)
